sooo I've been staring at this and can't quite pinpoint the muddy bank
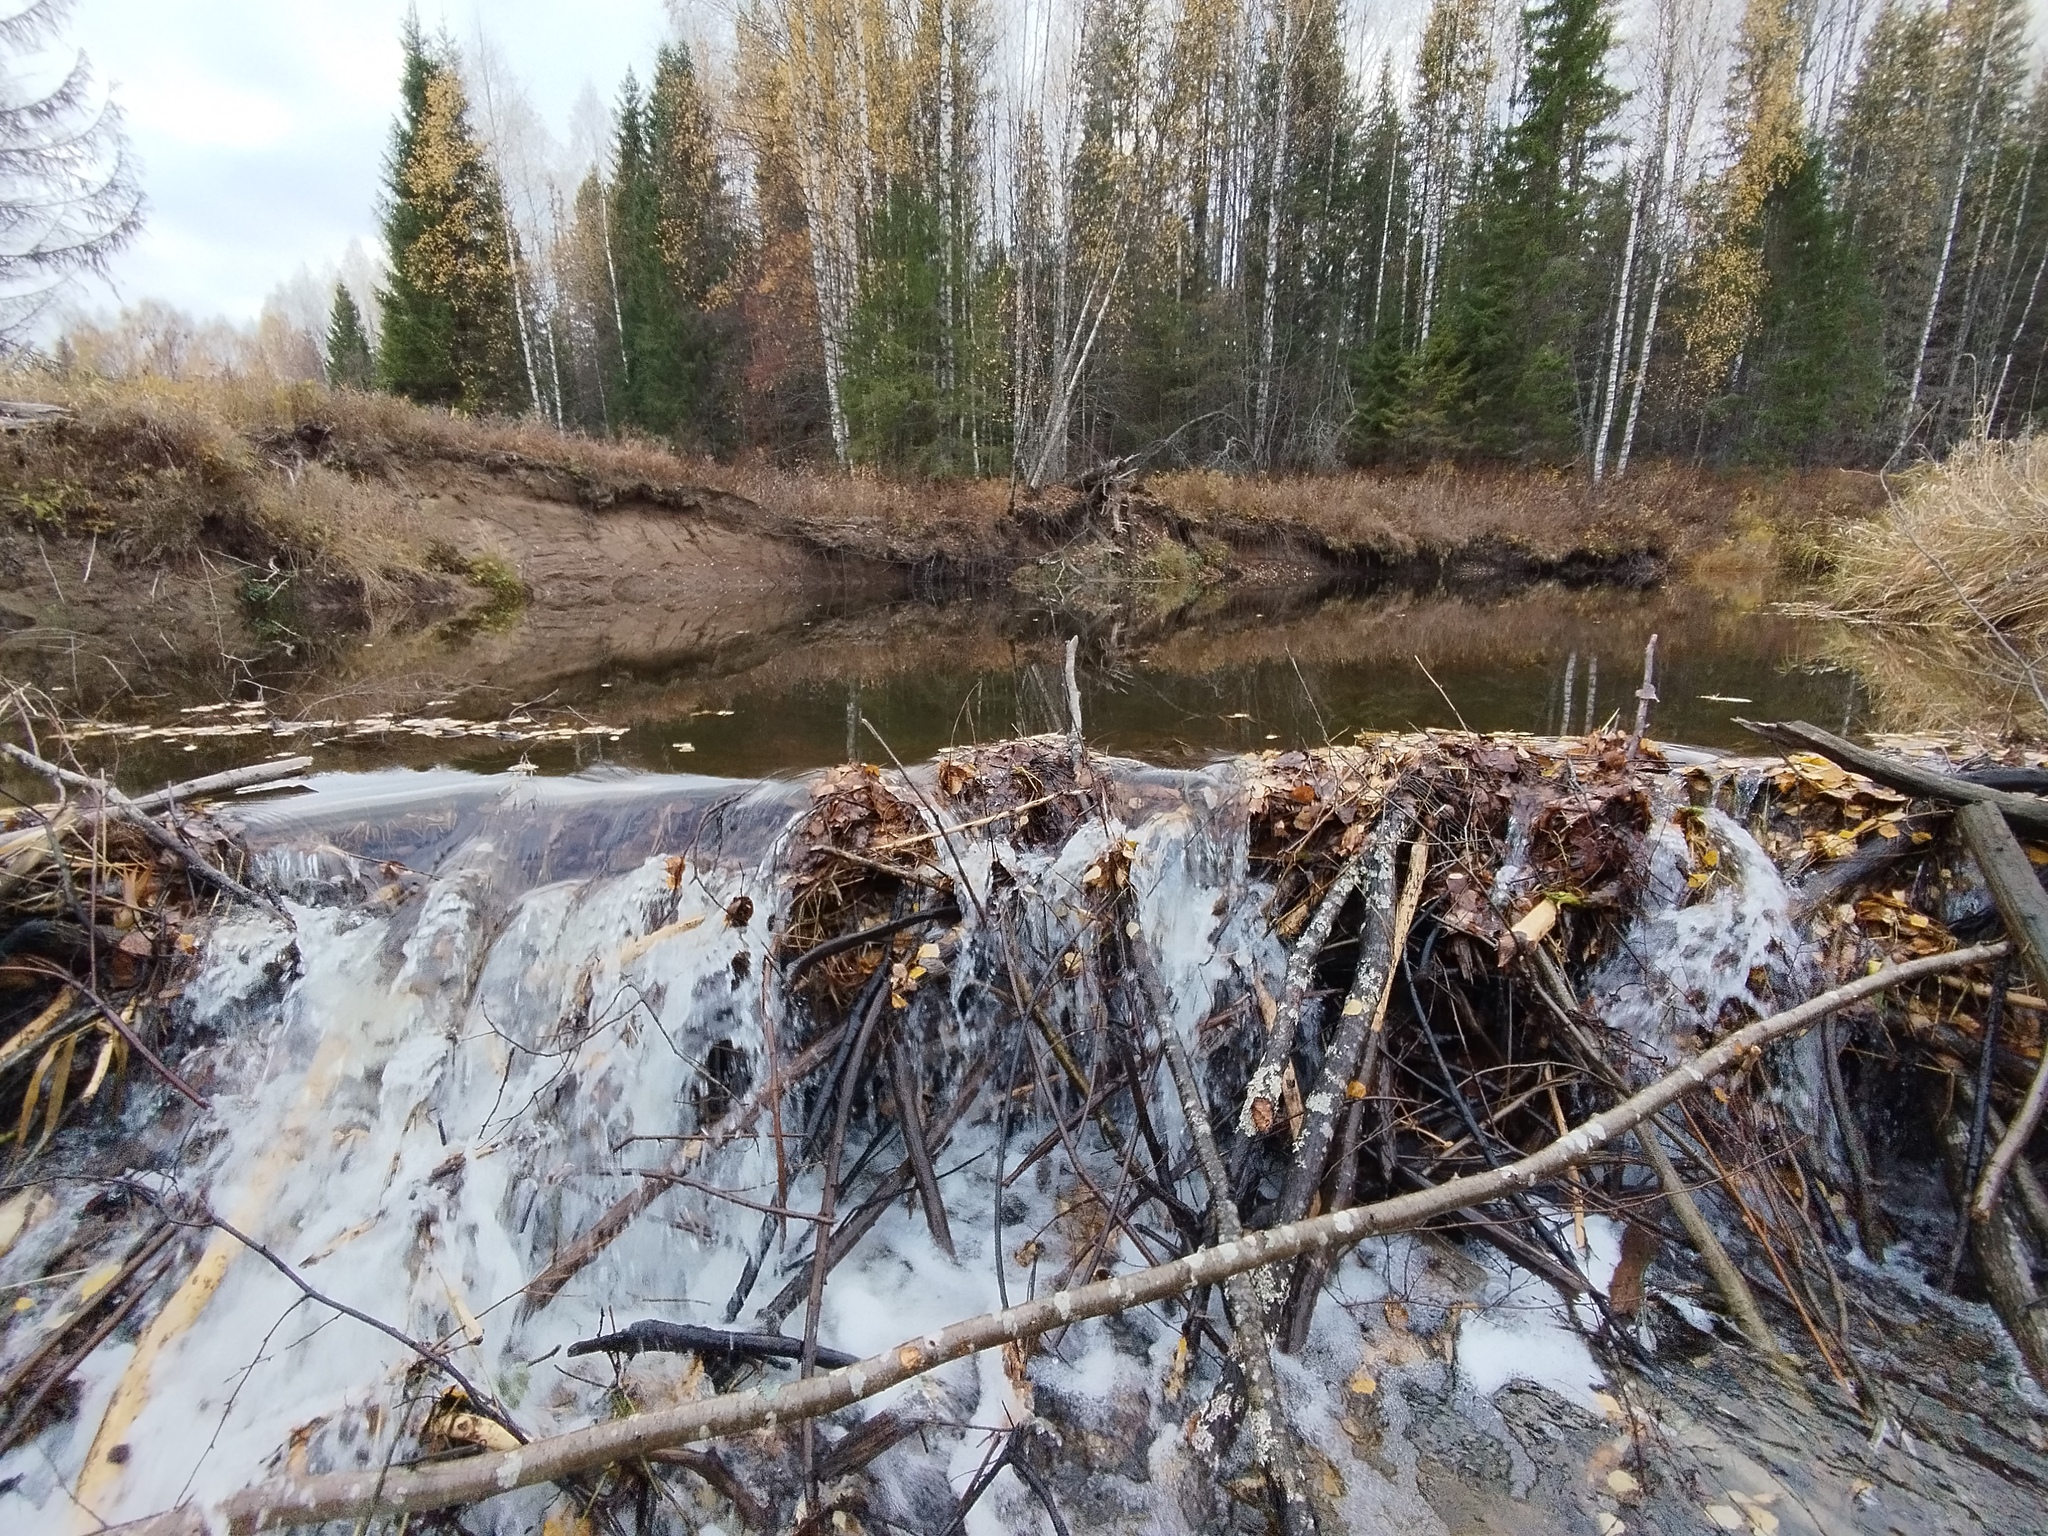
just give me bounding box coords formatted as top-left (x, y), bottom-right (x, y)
top-left (0, 379), bottom-right (1879, 716)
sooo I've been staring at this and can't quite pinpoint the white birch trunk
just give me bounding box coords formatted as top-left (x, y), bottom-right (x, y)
top-left (1253, 0), bottom-right (1296, 467)
top-left (1899, 21), bottom-right (1999, 455)
top-left (1592, 164), bottom-right (1644, 483)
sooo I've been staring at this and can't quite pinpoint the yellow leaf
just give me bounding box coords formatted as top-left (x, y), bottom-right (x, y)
top-left (1347, 1368), bottom-right (1377, 1395)
top-left (1606, 1468), bottom-right (1640, 1496)
top-left (1164, 1336), bottom-right (1190, 1402)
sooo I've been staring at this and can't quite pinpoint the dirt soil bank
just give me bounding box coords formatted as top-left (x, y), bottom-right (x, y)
top-left (0, 378), bottom-right (1880, 712)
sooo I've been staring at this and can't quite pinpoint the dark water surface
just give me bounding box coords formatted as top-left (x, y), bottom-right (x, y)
top-left (57, 578), bottom-right (1862, 792)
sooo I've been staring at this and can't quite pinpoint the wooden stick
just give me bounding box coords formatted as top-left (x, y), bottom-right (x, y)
top-left (1241, 841), bottom-right (1377, 1137)
top-left (1939, 1108), bottom-right (2048, 1389)
top-left (98, 940), bottom-right (2008, 1536)
top-left (129, 756), bottom-right (314, 814)
top-left (1148, 946), bottom-right (1321, 1536)
top-left (1063, 635), bottom-right (1084, 769)
top-left (1634, 1121), bottom-right (1797, 1380)
top-left (1627, 632), bottom-right (1659, 755)
top-left (888, 1033), bottom-right (956, 1260)
top-left (1955, 802), bottom-right (2048, 1224)
top-left (1273, 817), bottom-right (1419, 1227)
top-left (1741, 720), bottom-right (2048, 835)
top-left (0, 741), bottom-right (278, 912)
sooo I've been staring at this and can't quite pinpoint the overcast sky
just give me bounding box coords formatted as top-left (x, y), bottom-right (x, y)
top-left (63, 0), bottom-right (674, 323)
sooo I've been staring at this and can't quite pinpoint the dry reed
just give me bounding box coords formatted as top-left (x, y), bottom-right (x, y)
top-left (1820, 438), bottom-right (2048, 736)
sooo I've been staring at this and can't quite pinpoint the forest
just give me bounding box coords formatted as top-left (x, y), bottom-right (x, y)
top-left (116, 0), bottom-right (2041, 483)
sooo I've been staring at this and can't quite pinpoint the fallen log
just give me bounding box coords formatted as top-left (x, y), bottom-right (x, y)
top-left (100, 940), bottom-right (2006, 1536)
top-left (1938, 1109), bottom-right (2048, 1389)
top-left (1740, 719), bottom-right (2048, 835)
top-left (1953, 803), bottom-right (2048, 1228)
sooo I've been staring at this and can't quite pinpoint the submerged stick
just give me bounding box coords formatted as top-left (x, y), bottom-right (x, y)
top-left (100, 941), bottom-right (2005, 1536)
top-left (1635, 1121), bottom-right (1798, 1381)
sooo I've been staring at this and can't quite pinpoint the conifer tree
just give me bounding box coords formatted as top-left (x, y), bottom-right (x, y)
top-left (1439, 0), bottom-right (1624, 458)
top-left (1734, 152), bottom-right (1883, 461)
top-left (376, 14), bottom-right (526, 413)
top-left (608, 72), bottom-right (692, 435)
top-left (324, 283), bottom-right (374, 389)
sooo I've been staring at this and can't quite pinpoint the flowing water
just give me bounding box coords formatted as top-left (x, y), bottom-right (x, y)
top-left (7, 581), bottom-right (2041, 1534)
top-left (9, 742), bottom-right (2039, 1536)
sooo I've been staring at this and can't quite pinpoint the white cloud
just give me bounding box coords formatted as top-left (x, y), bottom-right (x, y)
top-left (64, 0), bottom-right (670, 323)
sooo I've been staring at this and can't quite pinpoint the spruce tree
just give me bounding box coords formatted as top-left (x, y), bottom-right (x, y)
top-left (609, 72), bottom-right (691, 435)
top-left (325, 283), bottom-right (374, 389)
top-left (376, 15), bottom-right (526, 413)
top-left (604, 50), bottom-right (742, 446)
top-left (1735, 151), bottom-right (1884, 462)
top-left (1438, 0), bottom-right (1622, 459)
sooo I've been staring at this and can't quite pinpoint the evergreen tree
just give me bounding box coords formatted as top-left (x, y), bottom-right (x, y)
top-left (325, 283), bottom-right (374, 389)
top-left (609, 71), bottom-right (695, 436)
top-left (1437, 0), bottom-right (1624, 458)
top-left (601, 54), bottom-right (745, 446)
top-left (1733, 151), bottom-right (1884, 461)
top-left (376, 14), bottom-right (527, 413)
top-left (648, 44), bottom-right (743, 447)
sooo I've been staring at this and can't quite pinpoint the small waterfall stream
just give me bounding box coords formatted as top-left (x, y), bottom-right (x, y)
top-left (2, 744), bottom-right (2038, 1536)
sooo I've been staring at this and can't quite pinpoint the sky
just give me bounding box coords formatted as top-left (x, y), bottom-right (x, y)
top-left (59, 0), bottom-right (675, 324)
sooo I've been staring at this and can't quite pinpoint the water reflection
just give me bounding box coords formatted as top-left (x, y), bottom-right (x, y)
top-left (66, 579), bottom-right (1861, 789)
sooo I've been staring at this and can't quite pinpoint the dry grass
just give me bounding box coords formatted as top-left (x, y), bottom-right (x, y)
top-left (0, 373), bottom-right (458, 627)
top-left (1815, 438), bottom-right (2048, 737)
top-left (0, 370), bottom-right (1886, 638)
top-left (1828, 439), bottom-right (2048, 637)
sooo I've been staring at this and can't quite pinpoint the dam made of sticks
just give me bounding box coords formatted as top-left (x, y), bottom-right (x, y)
top-left (1, 702), bottom-right (2046, 1535)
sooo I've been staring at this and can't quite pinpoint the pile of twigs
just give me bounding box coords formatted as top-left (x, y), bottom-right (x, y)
top-left (13, 692), bottom-right (2048, 1536)
top-left (0, 691), bottom-right (301, 1168)
top-left (659, 719), bottom-right (2048, 1534)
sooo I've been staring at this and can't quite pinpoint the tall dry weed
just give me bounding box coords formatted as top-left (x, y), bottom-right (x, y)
top-left (1821, 438), bottom-right (2048, 736)
top-left (1828, 439), bottom-right (2048, 640)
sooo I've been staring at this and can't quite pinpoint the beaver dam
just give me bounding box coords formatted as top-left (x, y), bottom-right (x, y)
top-left (1, 686), bottom-right (2047, 1535)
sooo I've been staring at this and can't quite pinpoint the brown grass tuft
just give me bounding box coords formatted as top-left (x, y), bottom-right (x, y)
top-left (1819, 438), bottom-right (2048, 737)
